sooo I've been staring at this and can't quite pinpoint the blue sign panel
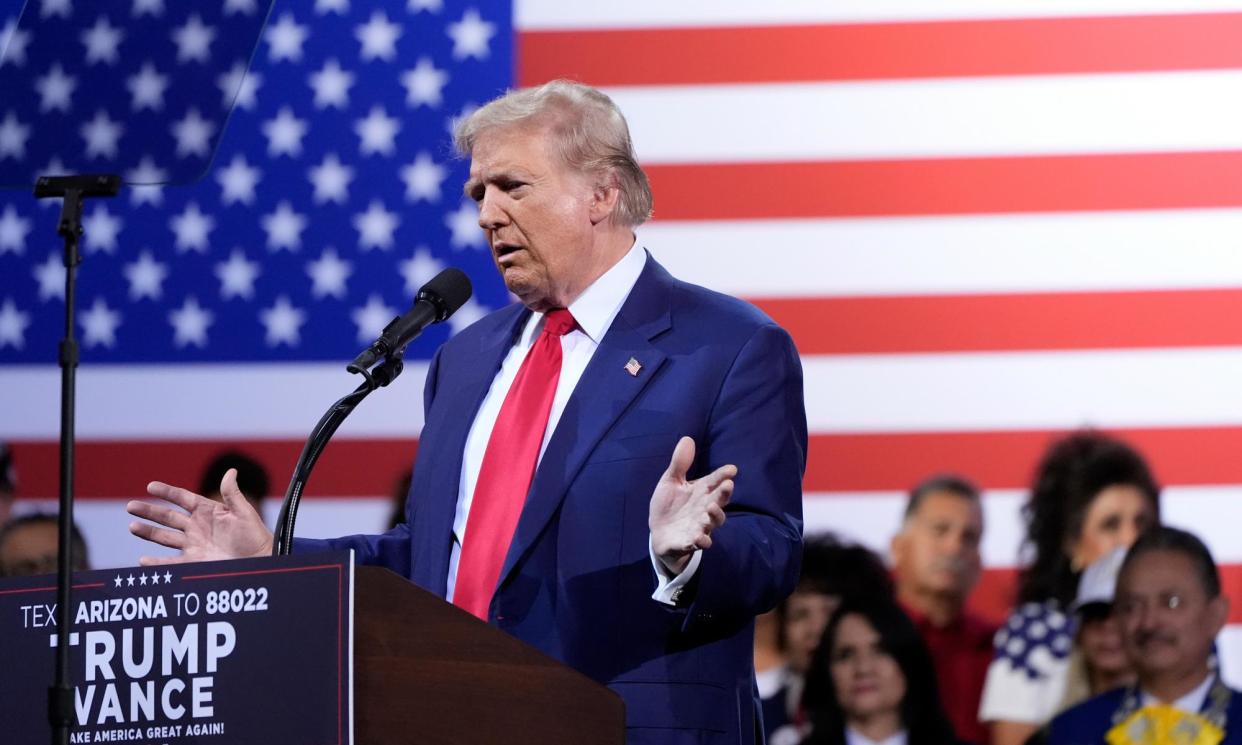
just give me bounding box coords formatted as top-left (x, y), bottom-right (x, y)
top-left (0, 551), bottom-right (353, 744)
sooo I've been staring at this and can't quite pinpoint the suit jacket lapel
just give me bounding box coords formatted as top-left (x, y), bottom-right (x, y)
top-left (497, 258), bottom-right (674, 589)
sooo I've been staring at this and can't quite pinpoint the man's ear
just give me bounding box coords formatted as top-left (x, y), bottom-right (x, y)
top-left (1209, 595), bottom-right (1231, 636)
top-left (588, 174), bottom-right (621, 225)
top-left (890, 531), bottom-right (906, 567)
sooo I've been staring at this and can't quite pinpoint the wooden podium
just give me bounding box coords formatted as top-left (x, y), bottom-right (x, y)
top-left (354, 566), bottom-right (625, 745)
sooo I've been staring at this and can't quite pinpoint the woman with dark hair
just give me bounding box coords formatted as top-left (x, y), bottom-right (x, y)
top-left (978, 431), bottom-right (1160, 745)
top-left (796, 599), bottom-right (959, 745)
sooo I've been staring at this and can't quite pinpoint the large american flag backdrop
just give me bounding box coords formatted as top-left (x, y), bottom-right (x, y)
top-left (4, 0), bottom-right (1242, 676)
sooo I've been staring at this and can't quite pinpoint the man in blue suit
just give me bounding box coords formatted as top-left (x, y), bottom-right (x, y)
top-left (1046, 526), bottom-right (1240, 745)
top-left (128, 80), bottom-right (807, 744)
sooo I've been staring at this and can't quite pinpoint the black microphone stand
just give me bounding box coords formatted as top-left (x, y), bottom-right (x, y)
top-left (272, 353), bottom-right (405, 556)
top-left (34, 174), bottom-right (121, 745)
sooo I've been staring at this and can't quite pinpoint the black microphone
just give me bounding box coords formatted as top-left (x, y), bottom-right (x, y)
top-left (347, 268), bottom-right (473, 374)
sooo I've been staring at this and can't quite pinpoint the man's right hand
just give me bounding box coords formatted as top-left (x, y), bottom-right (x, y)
top-left (126, 468), bottom-right (274, 566)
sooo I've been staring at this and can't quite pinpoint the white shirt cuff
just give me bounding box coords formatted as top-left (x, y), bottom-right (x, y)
top-left (649, 537), bottom-right (702, 606)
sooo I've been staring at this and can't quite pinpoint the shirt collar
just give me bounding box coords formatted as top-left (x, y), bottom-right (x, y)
top-left (1141, 671), bottom-right (1216, 714)
top-left (562, 240), bottom-right (646, 343)
top-left (844, 726), bottom-right (907, 745)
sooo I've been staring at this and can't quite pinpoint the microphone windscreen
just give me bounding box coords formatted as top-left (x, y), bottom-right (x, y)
top-left (419, 267), bottom-right (473, 318)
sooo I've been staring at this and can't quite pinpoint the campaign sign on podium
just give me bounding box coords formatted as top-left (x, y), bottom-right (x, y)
top-left (0, 551), bottom-right (353, 744)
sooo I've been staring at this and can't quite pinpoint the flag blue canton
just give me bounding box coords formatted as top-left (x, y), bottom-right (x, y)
top-left (0, 0), bottom-right (512, 364)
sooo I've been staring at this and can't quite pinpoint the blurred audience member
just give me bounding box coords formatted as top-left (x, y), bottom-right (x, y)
top-left (764, 534), bottom-right (895, 740)
top-left (387, 470), bottom-right (413, 530)
top-left (797, 599), bottom-right (960, 745)
top-left (198, 451), bottom-right (271, 517)
top-left (980, 432), bottom-right (1160, 745)
top-left (0, 513), bottom-right (90, 577)
top-left (1046, 527), bottom-right (1239, 745)
top-left (0, 442), bottom-right (16, 526)
top-left (891, 474), bottom-right (994, 745)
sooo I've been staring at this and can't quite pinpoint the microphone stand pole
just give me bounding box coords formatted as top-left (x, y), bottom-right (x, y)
top-left (33, 174), bottom-right (121, 745)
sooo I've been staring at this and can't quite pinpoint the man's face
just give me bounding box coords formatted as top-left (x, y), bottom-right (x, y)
top-left (890, 490), bottom-right (983, 602)
top-left (0, 521), bottom-right (59, 577)
top-left (1114, 549), bottom-right (1228, 686)
top-left (465, 123), bottom-right (602, 312)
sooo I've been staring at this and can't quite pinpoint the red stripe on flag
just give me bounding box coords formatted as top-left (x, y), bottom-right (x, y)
top-left (806, 427), bottom-right (1242, 492)
top-left (519, 14), bottom-right (1242, 87)
top-left (645, 152), bottom-right (1242, 220)
top-left (968, 564), bottom-right (1242, 625)
top-left (8, 439), bottom-right (418, 501)
top-left (755, 289), bottom-right (1242, 355)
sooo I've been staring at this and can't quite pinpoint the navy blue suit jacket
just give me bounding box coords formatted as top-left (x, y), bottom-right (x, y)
top-left (299, 256), bottom-right (808, 744)
top-left (1047, 683), bottom-right (1242, 745)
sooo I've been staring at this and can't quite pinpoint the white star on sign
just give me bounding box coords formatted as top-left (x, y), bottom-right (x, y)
top-left (262, 201), bottom-right (307, 252)
top-left (266, 13), bottom-right (308, 63)
top-left (307, 247), bottom-right (352, 299)
top-left (263, 107), bottom-right (308, 157)
top-left (355, 106), bottom-right (400, 156)
top-left (351, 294), bottom-right (397, 344)
top-left (260, 296), bottom-right (306, 347)
top-left (171, 108), bottom-right (216, 158)
top-left (139, 572), bottom-right (149, 586)
top-left (80, 297), bottom-right (122, 348)
top-left (124, 250), bottom-right (168, 301)
top-left (309, 58), bottom-right (353, 110)
top-left (447, 8), bottom-right (496, 60)
top-left (0, 205), bottom-right (30, 255)
top-left (82, 205), bottom-right (122, 253)
top-left (356, 11), bottom-right (402, 61)
top-left (81, 16), bottom-right (124, 65)
top-left (0, 112), bottom-right (29, 159)
top-left (34, 253), bottom-right (65, 301)
top-left (170, 202), bottom-right (215, 254)
top-left (354, 200), bottom-right (399, 251)
top-left (218, 62), bottom-right (261, 110)
top-left (81, 110), bottom-right (124, 160)
top-left (308, 152), bottom-right (353, 204)
top-left (445, 201), bottom-right (484, 248)
top-left (0, 299), bottom-right (30, 349)
top-left (401, 151), bottom-right (446, 202)
top-left (401, 57), bottom-right (448, 108)
top-left (128, 62), bottom-right (168, 111)
top-left (1, 20), bottom-right (31, 66)
top-left (216, 154), bottom-right (261, 205)
top-left (215, 249), bottom-right (260, 300)
top-left (126, 157), bottom-right (168, 207)
top-left (35, 63), bottom-right (76, 113)
top-left (172, 14), bottom-right (215, 64)
top-left (399, 247), bottom-right (444, 295)
top-left (169, 296), bottom-right (213, 348)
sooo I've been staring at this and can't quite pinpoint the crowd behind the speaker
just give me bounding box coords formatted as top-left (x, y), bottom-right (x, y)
top-left (0, 433), bottom-right (1226, 745)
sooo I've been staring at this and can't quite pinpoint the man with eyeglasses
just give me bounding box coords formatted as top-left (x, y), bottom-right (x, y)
top-left (1046, 526), bottom-right (1241, 745)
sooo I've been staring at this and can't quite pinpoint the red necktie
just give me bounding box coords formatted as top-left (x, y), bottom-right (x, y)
top-left (453, 308), bottom-right (577, 619)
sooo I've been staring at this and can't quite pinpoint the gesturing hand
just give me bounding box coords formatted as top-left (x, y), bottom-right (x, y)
top-left (649, 436), bottom-right (736, 575)
top-left (126, 468), bottom-right (274, 566)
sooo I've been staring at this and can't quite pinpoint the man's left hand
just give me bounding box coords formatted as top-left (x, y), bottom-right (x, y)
top-left (649, 436), bottom-right (736, 575)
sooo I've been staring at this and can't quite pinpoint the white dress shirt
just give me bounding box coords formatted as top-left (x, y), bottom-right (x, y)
top-left (445, 243), bottom-right (698, 605)
top-left (844, 727), bottom-right (908, 745)
top-left (1140, 671), bottom-right (1215, 714)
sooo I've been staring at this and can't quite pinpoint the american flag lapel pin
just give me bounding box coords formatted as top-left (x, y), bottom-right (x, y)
top-left (624, 357), bottom-right (642, 376)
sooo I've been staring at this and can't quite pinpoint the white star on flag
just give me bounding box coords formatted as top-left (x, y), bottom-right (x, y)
top-left (81, 16), bottom-right (125, 65)
top-left (448, 298), bottom-right (488, 335)
top-left (354, 200), bottom-right (399, 250)
top-left (1, 20), bottom-right (30, 66)
top-left (35, 63), bottom-right (76, 113)
top-left (169, 297), bottom-right (213, 348)
top-left (260, 296), bottom-right (306, 347)
top-left (127, 63), bottom-right (169, 111)
top-left (171, 108), bottom-right (216, 158)
top-left (409, 0), bottom-right (443, 12)
top-left (170, 202), bottom-right (215, 253)
top-left (0, 113), bottom-right (29, 159)
top-left (316, 0), bottom-right (349, 14)
top-left (267, 13), bottom-right (309, 63)
top-left (82, 205), bottom-right (122, 253)
top-left (309, 59), bottom-right (354, 110)
top-left (172, 14), bottom-right (216, 64)
top-left (351, 294), bottom-right (397, 343)
top-left (80, 110), bottom-right (124, 160)
top-left (124, 251), bottom-right (169, 301)
top-left (264, 106), bottom-right (308, 157)
top-left (447, 8), bottom-right (496, 60)
top-left (216, 154), bottom-right (261, 205)
top-left (308, 152), bottom-right (354, 204)
top-left (0, 299), bottom-right (30, 349)
top-left (356, 11), bottom-right (402, 62)
top-left (0, 204), bottom-right (30, 254)
top-left (218, 63), bottom-right (261, 110)
top-left (126, 157), bottom-right (168, 207)
top-left (262, 201), bottom-right (307, 251)
top-left (33, 253), bottom-right (65, 301)
top-left (445, 201), bottom-right (484, 248)
top-left (215, 249), bottom-right (261, 300)
top-left (307, 247), bottom-right (353, 299)
top-left (356, 106), bottom-right (400, 156)
top-left (399, 247), bottom-right (444, 295)
top-left (132, 0), bottom-right (165, 17)
top-left (401, 57), bottom-right (448, 108)
top-left (225, 0), bottom-right (259, 15)
top-left (401, 151), bottom-right (446, 202)
top-left (80, 298), bottom-right (122, 348)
